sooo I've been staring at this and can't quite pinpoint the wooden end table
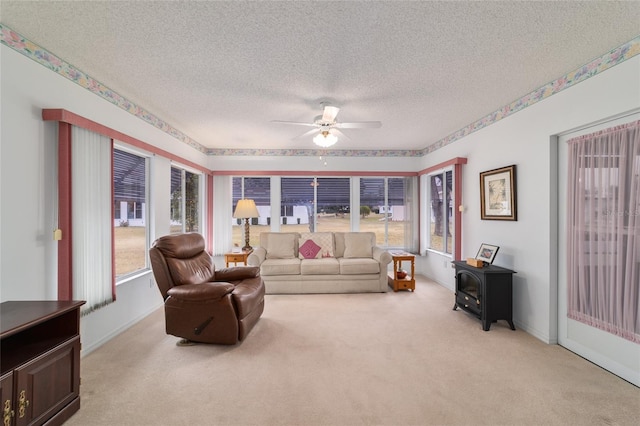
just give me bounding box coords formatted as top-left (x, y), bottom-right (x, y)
top-left (224, 249), bottom-right (253, 267)
top-left (388, 252), bottom-right (416, 292)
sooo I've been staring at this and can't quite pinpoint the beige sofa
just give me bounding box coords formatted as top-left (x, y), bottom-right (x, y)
top-left (247, 232), bottom-right (392, 294)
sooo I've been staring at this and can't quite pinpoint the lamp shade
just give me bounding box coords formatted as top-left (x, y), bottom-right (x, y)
top-left (233, 199), bottom-right (259, 218)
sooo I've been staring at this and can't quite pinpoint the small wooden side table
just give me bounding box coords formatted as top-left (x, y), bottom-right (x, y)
top-left (224, 249), bottom-right (253, 267)
top-left (388, 252), bottom-right (416, 292)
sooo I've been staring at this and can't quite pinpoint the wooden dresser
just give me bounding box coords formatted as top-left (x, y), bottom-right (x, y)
top-left (1, 300), bottom-right (85, 426)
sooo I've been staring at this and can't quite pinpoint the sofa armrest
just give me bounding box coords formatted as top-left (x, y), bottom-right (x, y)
top-left (167, 282), bottom-right (234, 301)
top-left (247, 247), bottom-right (266, 266)
top-left (373, 246), bottom-right (392, 266)
top-left (214, 266), bottom-right (260, 281)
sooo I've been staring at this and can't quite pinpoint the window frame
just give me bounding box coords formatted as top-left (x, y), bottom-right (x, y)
top-left (227, 174), bottom-right (417, 251)
top-left (426, 168), bottom-right (453, 255)
top-left (45, 108), bottom-right (213, 302)
top-left (419, 157), bottom-right (467, 260)
top-left (113, 143), bottom-right (152, 284)
top-left (170, 162), bottom-right (204, 234)
top-left (358, 176), bottom-right (413, 249)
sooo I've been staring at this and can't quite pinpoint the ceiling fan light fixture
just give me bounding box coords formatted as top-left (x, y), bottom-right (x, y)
top-left (313, 130), bottom-right (338, 147)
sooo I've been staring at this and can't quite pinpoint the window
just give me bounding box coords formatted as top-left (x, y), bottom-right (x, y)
top-left (388, 177), bottom-right (410, 248)
top-left (113, 147), bottom-right (149, 279)
top-left (316, 178), bottom-right (351, 233)
top-left (360, 177), bottom-right (387, 244)
top-left (280, 177), bottom-right (315, 232)
top-left (225, 174), bottom-right (417, 251)
top-left (171, 166), bottom-right (201, 233)
top-left (48, 109), bottom-right (211, 307)
top-left (232, 177), bottom-right (270, 247)
top-left (428, 170), bottom-right (453, 254)
top-left (279, 177), bottom-right (350, 233)
top-left (360, 177), bottom-right (411, 248)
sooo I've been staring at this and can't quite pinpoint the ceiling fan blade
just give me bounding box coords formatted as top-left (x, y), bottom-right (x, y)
top-left (322, 106), bottom-right (340, 122)
top-left (332, 128), bottom-right (351, 141)
top-left (293, 127), bottom-right (321, 140)
top-left (335, 121), bottom-right (382, 129)
top-left (271, 120), bottom-right (318, 128)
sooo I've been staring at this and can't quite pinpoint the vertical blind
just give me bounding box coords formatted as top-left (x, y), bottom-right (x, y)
top-left (71, 126), bottom-right (114, 314)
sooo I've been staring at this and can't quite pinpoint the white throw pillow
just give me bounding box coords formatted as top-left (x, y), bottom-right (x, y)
top-left (266, 233), bottom-right (296, 259)
top-left (300, 232), bottom-right (334, 258)
top-left (343, 233), bottom-right (373, 258)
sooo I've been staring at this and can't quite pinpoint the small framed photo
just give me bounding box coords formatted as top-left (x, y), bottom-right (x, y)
top-left (476, 243), bottom-right (499, 264)
top-left (480, 164), bottom-right (517, 221)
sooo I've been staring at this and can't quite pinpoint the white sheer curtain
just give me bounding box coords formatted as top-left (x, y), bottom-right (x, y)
top-left (404, 176), bottom-right (419, 253)
top-left (567, 120), bottom-right (640, 343)
top-left (72, 126), bottom-right (113, 314)
top-left (213, 175), bottom-right (233, 255)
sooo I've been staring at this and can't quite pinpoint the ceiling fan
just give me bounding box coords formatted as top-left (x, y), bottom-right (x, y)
top-left (272, 103), bottom-right (382, 147)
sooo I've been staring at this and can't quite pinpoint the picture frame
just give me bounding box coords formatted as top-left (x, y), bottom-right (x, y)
top-left (480, 164), bottom-right (517, 221)
top-left (475, 243), bottom-right (499, 264)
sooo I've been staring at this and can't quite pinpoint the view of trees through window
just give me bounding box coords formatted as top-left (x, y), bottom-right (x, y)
top-left (276, 177), bottom-right (352, 234)
top-left (232, 176), bottom-right (410, 249)
top-left (113, 148), bottom-right (148, 278)
top-left (429, 170), bottom-right (453, 254)
top-left (171, 167), bottom-right (200, 233)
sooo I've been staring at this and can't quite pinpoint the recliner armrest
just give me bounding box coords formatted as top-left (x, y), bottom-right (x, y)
top-left (214, 266), bottom-right (261, 281)
top-left (167, 282), bottom-right (234, 301)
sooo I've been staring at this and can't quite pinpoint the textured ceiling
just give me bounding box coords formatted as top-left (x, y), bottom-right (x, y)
top-left (1, 1), bottom-right (639, 154)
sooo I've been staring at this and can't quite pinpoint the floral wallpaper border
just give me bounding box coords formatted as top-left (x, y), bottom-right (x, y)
top-left (2, 24), bottom-right (638, 158)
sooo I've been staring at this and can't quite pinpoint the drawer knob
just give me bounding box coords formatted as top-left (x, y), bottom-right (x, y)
top-left (3, 399), bottom-right (14, 425)
top-left (464, 296), bottom-right (469, 301)
top-left (18, 391), bottom-right (29, 419)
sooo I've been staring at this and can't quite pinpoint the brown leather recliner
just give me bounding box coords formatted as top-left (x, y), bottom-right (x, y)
top-left (149, 233), bottom-right (265, 345)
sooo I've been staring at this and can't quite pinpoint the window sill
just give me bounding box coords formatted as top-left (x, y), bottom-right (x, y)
top-left (425, 248), bottom-right (453, 258)
top-left (116, 268), bottom-right (152, 286)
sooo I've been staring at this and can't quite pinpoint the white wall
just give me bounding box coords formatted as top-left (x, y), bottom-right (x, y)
top-left (417, 56), bottom-right (640, 343)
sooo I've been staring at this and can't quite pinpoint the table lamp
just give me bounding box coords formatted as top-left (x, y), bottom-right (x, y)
top-left (233, 199), bottom-right (259, 251)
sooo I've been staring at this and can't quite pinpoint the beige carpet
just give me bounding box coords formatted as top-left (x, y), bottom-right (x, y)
top-left (67, 276), bottom-right (639, 426)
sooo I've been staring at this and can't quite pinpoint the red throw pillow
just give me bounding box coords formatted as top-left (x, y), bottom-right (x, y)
top-left (299, 239), bottom-right (321, 259)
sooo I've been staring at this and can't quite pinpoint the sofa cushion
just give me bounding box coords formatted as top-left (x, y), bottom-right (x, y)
top-left (339, 258), bottom-right (380, 275)
top-left (343, 233), bottom-right (373, 258)
top-left (298, 238), bottom-right (321, 259)
top-left (266, 233), bottom-right (296, 259)
top-left (301, 258), bottom-right (340, 275)
top-left (260, 258), bottom-right (301, 276)
top-left (300, 232), bottom-right (334, 258)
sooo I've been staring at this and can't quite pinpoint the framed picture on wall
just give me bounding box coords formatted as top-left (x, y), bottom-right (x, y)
top-left (480, 164), bottom-right (517, 220)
